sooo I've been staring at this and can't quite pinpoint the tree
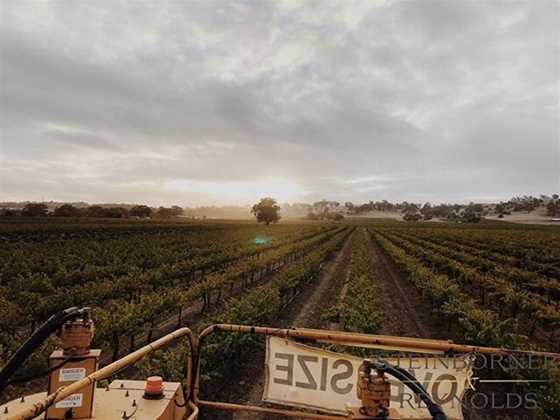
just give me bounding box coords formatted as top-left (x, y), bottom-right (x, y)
top-left (21, 203), bottom-right (48, 217)
top-left (495, 202), bottom-right (506, 215)
top-left (329, 213), bottom-right (344, 221)
top-left (306, 212), bottom-right (320, 220)
top-left (251, 197), bottom-right (281, 225)
top-left (129, 205), bottom-right (152, 218)
top-left (421, 202), bottom-right (433, 220)
top-left (54, 204), bottom-right (81, 217)
top-left (463, 206), bottom-right (481, 223)
top-left (170, 205), bottom-right (184, 216)
top-left (547, 201), bottom-right (559, 217)
top-left (403, 213), bottom-right (422, 222)
top-left (86, 205), bottom-right (105, 217)
top-left (402, 202), bottom-right (419, 214)
top-left (103, 207), bottom-right (128, 218)
top-left (155, 206), bottom-right (183, 218)
top-left (0, 209), bottom-right (19, 217)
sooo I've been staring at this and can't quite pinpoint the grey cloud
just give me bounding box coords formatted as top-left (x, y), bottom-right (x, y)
top-left (0, 0), bottom-right (558, 205)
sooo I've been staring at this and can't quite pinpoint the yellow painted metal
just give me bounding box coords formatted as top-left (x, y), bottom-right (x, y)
top-left (4, 323), bottom-right (559, 420)
top-left (5, 327), bottom-right (194, 420)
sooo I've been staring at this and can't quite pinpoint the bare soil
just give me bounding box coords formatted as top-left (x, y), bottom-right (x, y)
top-left (485, 208), bottom-right (560, 225)
top-left (281, 232), bottom-right (354, 329)
top-left (365, 229), bottom-right (438, 339)
top-left (230, 231), bottom-right (355, 420)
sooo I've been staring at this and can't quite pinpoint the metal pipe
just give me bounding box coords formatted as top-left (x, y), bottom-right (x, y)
top-left (186, 401), bottom-right (199, 420)
top-left (203, 324), bottom-right (560, 358)
top-left (7, 327), bottom-right (194, 420)
top-left (196, 400), bottom-right (346, 419)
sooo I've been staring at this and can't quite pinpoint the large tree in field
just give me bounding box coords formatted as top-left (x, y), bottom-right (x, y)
top-left (251, 197), bottom-right (281, 225)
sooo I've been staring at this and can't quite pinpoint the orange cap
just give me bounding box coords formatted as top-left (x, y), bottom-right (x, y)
top-left (145, 376), bottom-right (164, 396)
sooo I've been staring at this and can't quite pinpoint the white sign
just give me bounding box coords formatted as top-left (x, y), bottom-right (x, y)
top-left (59, 367), bottom-right (86, 382)
top-left (55, 393), bottom-right (83, 408)
top-left (263, 336), bottom-right (472, 419)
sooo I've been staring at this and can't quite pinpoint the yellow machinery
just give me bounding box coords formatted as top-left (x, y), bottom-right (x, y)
top-left (1, 311), bottom-right (559, 420)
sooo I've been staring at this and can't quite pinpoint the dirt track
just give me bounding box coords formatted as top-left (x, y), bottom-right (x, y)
top-left (231, 230), bottom-right (355, 420)
top-left (281, 230), bottom-right (354, 329)
top-left (365, 229), bottom-right (436, 339)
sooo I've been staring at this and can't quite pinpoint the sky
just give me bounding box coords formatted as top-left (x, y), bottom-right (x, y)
top-left (1, 0), bottom-right (559, 206)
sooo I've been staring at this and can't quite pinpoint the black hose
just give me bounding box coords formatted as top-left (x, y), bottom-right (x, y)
top-left (4, 355), bottom-right (74, 387)
top-left (0, 306), bottom-right (89, 395)
top-left (367, 360), bottom-right (448, 420)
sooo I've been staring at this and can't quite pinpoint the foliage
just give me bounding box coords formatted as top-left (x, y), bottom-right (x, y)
top-left (129, 205), bottom-right (152, 218)
top-left (154, 206), bottom-right (183, 218)
top-left (403, 213), bottom-right (422, 222)
top-left (198, 228), bottom-right (349, 392)
top-left (324, 229), bottom-right (382, 334)
top-left (371, 223), bottom-right (560, 417)
top-left (21, 203), bottom-right (48, 217)
top-left (0, 219), bottom-right (339, 380)
top-left (251, 197), bottom-right (281, 225)
top-left (138, 341), bottom-right (190, 382)
top-left (53, 204), bottom-right (81, 217)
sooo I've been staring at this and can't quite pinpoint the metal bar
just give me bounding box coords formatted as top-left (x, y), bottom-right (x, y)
top-left (197, 399), bottom-right (346, 419)
top-left (7, 327), bottom-right (194, 420)
top-left (203, 324), bottom-right (560, 358)
top-left (187, 401), bottom-right (199, 420)
top-left (299, 327), bottom-right (453, 345)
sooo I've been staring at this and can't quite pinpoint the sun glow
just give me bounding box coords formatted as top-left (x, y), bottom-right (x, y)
top-left (165, 177), bottom-right (305, 204)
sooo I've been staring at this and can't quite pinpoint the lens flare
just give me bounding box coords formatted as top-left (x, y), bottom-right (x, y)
top-left (254, 235), bottom-right (271, 245)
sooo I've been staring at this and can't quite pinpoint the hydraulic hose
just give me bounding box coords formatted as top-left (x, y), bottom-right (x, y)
top-left (367, 359), bottom-right (448, 420)
top-left (0, 306), bottom-right (89, 395)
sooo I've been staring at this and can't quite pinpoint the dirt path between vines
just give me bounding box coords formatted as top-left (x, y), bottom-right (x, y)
top-left (282, 230), bottom-right (354, 329)
top-left (231, 231), bottom-right (355, 420)
top-left (365, 229), bottom-right (437, 339)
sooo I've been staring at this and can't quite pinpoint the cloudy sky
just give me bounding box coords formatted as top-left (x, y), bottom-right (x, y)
top-left (1, 0), bottom-right (558, 206)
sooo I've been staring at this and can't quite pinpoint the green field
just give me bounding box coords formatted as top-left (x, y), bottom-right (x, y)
top-left (1, 218), bottom-right (559, 417)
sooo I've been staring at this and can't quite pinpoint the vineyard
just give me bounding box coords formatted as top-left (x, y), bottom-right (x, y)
top-left (1, 218), bottom-right (559, 418)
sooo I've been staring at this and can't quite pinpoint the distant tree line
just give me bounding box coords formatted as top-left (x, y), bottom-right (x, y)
top-left (0, 203), bottom-right (184, 219)
top-left (2, 193), bottom-right (558, 221)
top-left (305, 200), bottom-right (344, 221)
top-left (546, 194), bottom-right (560, 217)
top-left (343, 193), bottom-right (560, 222)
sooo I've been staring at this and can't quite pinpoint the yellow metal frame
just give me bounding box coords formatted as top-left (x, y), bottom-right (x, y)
top-left (6, 327), bottom-right (195, 420)
top-left (6, 323), bottom-right (559, 420)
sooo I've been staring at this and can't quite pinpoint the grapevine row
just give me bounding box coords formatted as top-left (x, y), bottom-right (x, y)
top-left (323, 229), bottom-right (383, 334)
top-left (376, 231), bottom-right (560, 340)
